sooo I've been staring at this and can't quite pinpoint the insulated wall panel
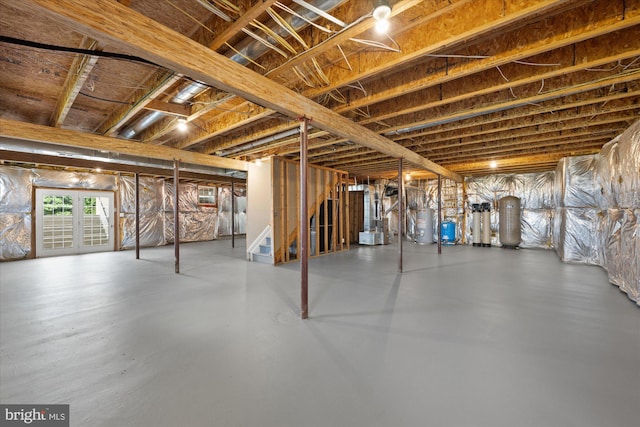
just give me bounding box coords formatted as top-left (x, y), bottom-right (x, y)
top-left (553, 208), bottom-right (600, 265)
top-left (520, 209), bottom-right (553, 249)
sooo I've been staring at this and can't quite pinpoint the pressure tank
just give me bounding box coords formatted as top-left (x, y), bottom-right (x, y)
top-left (472, 204), bottom-right (481, 247)
top-left (415, 208), bottom-right (434, 244)
top-left (499, 196), bottom-right (521, 248)
top-left (481, 202), bottom-right (492, 247)
top-left (441, 220), bottom-right (456, 244)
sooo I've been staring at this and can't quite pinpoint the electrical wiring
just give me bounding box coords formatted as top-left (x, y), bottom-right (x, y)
top-left (163, 0), bottom-right (216, 35)
top-left (250, 20), bottom-right (297, 56)
top-left (349, 33), bottom-right (400, 52)
top-left (224, 42), bottom-right (265, 69)
top-left (0, 35), bottom-right (158, 66)
top-left (267, 7), bottom-right (309, 50)
top-left (195, 0), bottom-right (232, 22)
top-left (78, 91), bottom-right (133, 105)
top-left (274, 2), bottom-right (334, 34)
top-left (241, 27), bottom-right (290, 58)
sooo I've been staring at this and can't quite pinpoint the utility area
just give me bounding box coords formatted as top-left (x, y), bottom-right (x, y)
top-left (0, 1), bottom-right (638, 426)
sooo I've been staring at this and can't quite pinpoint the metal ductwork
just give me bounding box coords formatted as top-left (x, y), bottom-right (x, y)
top-left (120, 81), bottom-right (209, 139)
top-left (119, 0), bottom-right (347, 144)
top-left (216, 128), bottom-right (300, 156)
top-left (228, 0), bottom-right (347, 65)
top-left (0, 138), bottom-right (246, 179)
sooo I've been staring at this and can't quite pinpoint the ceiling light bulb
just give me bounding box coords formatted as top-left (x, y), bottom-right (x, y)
top-left (373, 1), bottom-right (391, 21)
top-left (490, 160), bottom-right (498, 169)
top-left (177, 119), bottom-right (188, 132)
top-left (405, 173), bottom-right (411, 181)
top-left (375, 18), bottom-right (390, 34)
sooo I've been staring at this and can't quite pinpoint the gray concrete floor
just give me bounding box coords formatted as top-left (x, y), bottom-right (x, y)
top-left (1, 240), bottom-right (638, 427)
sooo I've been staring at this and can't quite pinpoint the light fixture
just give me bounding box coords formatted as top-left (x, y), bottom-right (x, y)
top-left (373, 0), bottom-right (391, 34)
top-left (375, 18), bottom-right (390, 33)
top-left (405, 173), bottom-right (411, 181)
top-left (490, 160), bottom-right (498, 169)
top-left (373, 0), bottom-right (391, 21)
top-left (177, 118), bottom-right (188, 132)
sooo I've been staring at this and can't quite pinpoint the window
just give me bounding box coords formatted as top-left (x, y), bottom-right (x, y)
top-left (198, 185), bottom-right (217, 206)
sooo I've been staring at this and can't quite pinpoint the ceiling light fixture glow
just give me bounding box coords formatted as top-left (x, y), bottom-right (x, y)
top-left (490, 160), bottom-right (498, 169)
top-left (373, 0), bottom-right (391, 33)
top-left (375, 18), bottom-right (390, 33)
top-left (373, 0), bottom-right (391, 20)
top-left (177, 118), bottom-right (188, 132)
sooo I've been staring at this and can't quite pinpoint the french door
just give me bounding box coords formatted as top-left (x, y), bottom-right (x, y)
top-left (35, 189), bottom-right (114, 257)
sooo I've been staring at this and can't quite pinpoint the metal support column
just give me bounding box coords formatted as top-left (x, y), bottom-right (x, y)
top-left (437, 174), bottom-right (442, 255)
top-left (174, 159), bottom-right (180, 273)
top-left (135, 172), bottom-right (140, 260)
top-left (300, 117), bottom-right (310, 319)
top-left (398, 158), bottom-right (403, 273)
top-left (231, 181), bottom-right (235, 248)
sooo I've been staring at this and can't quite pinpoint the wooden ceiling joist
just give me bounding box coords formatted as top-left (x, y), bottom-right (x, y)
top-left (50, 36), bottom-right (99, 128)
top-left (24, 0), bottom-right (461, 181)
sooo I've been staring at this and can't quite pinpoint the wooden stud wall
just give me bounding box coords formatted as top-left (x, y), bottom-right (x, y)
top-left (270, 157), bottom-right (349, 265)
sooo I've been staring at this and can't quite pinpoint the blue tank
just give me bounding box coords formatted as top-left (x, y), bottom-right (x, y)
top-left (441, 221), bottom-right (456, 244)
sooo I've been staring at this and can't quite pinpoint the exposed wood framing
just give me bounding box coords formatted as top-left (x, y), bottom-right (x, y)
top-left (50, 36), bottom-right (99, 127)
top-left (0, 119), bottom-right (248, 171)
top-left (23, 0), bottom-right (459, 180)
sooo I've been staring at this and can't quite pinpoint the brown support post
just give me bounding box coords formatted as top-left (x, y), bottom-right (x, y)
top-left (174, 159), bottom-right (180, 273)
top-left (300, 118), bottom-right (310, 319)
top-left (398, 158), bottom-right (403, 273)
top-left (231, 181), bottom-right (235, 248)
top-left (135, 172), bottom-right (140, 260)
top-left (437, 174), bottom-right (442, 255)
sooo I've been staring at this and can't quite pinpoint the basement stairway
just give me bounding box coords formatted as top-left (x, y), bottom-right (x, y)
top-left (247, 226), bottom-right (273, 264)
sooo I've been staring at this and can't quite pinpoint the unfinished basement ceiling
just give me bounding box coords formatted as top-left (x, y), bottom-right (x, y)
top-left (1, 0), bottom-right (639, 179)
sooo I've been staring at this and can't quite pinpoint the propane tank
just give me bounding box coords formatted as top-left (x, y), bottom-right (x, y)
top-left (481, 202), bottom-right (492, 247)
top-left (472, 203), bottom-right (481, 247)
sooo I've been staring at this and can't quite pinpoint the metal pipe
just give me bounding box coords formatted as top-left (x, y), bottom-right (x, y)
top-left (135, 172), bottom-right (140, 260)
top-left (231, 181), bottom-right (235, 249)
top-left (398, 158), bottom-right (403, 273)
top-left (437, 174), bottom-right (442, 255)
top-left (174, 159), bottom-right (180, 273)
top-left (216, 128), bottom-right (299, 156)
top-left (300, 118), bottom-right (310, 320)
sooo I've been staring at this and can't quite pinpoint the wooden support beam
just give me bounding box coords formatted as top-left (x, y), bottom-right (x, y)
top-left (25, 0), bottom-right (461, 182)
top-left (50, 36), bottom-right (99, 127)
top-left (267, 0), bottom-right (427, 81)
top-left (337, 4), bottom-right (640, 115)
top-left (303, 0), bottom-right (583, 99)
top-left (207, 0), bottom-right (278, 51)
top-left (0, 119), bottom-right (248, 171)
top-left (143, 99), bottom-right (191, 117)
top-left (97, 71), bottom-right (181, 136)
